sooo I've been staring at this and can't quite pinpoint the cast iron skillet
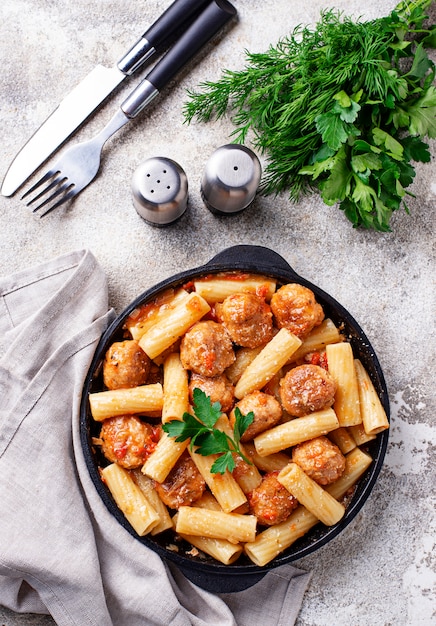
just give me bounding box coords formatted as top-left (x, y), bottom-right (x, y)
top-left (80, 245), bottom-right (390, 593)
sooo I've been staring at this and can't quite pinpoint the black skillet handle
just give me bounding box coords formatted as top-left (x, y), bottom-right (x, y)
top-left (205, 245), bottom-right (300, 279)
top-left (175, 562), bottom-right (267, 593)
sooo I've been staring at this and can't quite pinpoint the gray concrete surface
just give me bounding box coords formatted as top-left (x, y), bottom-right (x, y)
top-left (0, 1), bottom-right (435, 624)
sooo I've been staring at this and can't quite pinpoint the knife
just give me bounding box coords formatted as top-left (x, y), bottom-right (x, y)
top-left (1, 0), bottom-right (213, 197)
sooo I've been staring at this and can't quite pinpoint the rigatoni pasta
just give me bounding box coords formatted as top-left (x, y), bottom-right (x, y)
top-left (354, 359), bottom-right (389, 435)
top-left (193, 273), bottom-right (276, 303)
top-left (141, 432), bottom-right (189, 483)
top-left (131, 469), bottom-right (173, 535)
top-left (277, 462), bottom-right (345, 526)
top-left (89, 383), bottom-right (163, 421)
top-left (348, 422), bottom-right (377, 445)
top-left (325, 447), bottom-right (373, 500)
top-left (326, 342), bottom-right (362, 427)
top-left (328, 427), bottom-right (357, 455)
top-left (225, 346), bottom-right (263, 384)
top-left (89, 269), bottom-right (389, 568)
top-left (234, 328), bottom-right (302, 398)
top-left (125, 288), bottom-right (191, 341)
top-left (188, 445), bottom-right (248, 514)
top-left (162, 353), bottom-right (189, 424)
top-left (139, 292), bottom-right (211, 359)
top-left (175, 506), bottom-right (257, 544)
top-left (216, 415), bottom-right (262, 493)
top-left (101, 464), bottom-right (159, 536)
top-left (175, 524), bottom-right (244, 564)
top-left (289, 318), bottom-right (343, 362)
top-left (243, 442), bottom-right (291, 472)
top-left (244, 506), bottom-right (318, 567)
top-left (253, 408), bottom-right (339, 457)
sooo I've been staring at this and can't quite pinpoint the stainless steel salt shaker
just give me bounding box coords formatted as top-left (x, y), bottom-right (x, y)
top-left (201, 144), bottom-right (262, 215)
top-left (132, 157), bottom-right (188, 226)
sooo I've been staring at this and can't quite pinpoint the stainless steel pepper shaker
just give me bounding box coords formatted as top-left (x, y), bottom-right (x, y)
top-left (132, 157), bottom-right (188, 226)
top-left (201, 144), bottom-right (262, 215)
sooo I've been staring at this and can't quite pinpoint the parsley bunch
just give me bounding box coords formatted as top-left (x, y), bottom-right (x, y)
top-left (184, 1), bottom-right (436, 231)
top-left (162, 388), bottom-right (254, 474)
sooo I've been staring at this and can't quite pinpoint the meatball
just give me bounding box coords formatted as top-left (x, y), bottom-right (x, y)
top-left (103, 340), bottom-right (151, 390)
top-left (279, 364), bottom-right (337, 417)
top-left (292, 436), bottom-right (346, 485)
top-left (154, 453), bottom-right (206, 509)
top-left (219, 292), bottom-right (273, 348)
top-left (99, 415), bottom-right (159, 469)
top-left (180, 320), bottom-right (235, 377)
top-left (248, 472), bottom-right (298, 526)
top-left (230, 390), bottom-right (282, 442)
top-left (189, 372), bottom-right (235, 414)
top-left (270, 283), bottom-right (324, 339)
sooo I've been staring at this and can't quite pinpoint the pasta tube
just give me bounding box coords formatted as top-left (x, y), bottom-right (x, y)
top-left (101, 464), bottom-right (159, 536)
top-left (176, 506), bottom-right (257, 544)
top-left (125, 289), bottom-right (191, 340)
top-left (348, 423), bottom-right (376, 445)
top-left (188, 447), bottom-right (247, 514)
top-left (162, 353), bottom-right (189, 424)
top-left (193, 274), bottom-right (276, 303)
top-left (253, 408), bottom-right (339, 457)
top-left (354, 359), bottom-right (389, 435)
top-left (177, 531), bottom-right (243, 564)
top-left (277, 463), bottom-right (345, 526)
top-left (225, 346), bottom-right (263, 384)
top-left (139, 292), bottom-right (211, 359)
top-left (173, 512), bottom-right (242, 564)
top-left (192, 492), bottom-right (222, 511)
top-left (289, 318), bottom-right (343, 362)
top-left (243, 442), bottom-right (291, 472)
top-left (328, 427), bottom-right (357, 454)
top-left (244, 506), bottom-right (318, 566)
top-left (131, 469), bottom-right (173, 535)
top-left (89, 383), bottom-right (163, 421)
top-left (326, 342), bottom-right (362, 427)
top-left (216, 415), bottom-right (262, 494)
top-left (326, 447), bottom-right (373, 500)
top-left (141, 432), bottom-right (189, 483)
top-left (235, 328), bottom-right (302, 398)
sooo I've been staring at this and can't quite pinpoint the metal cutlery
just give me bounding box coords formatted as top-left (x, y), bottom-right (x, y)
top-left (1, 0), bottom-right (214, 197)
top-left (22, 0), bottom-right (236, 217)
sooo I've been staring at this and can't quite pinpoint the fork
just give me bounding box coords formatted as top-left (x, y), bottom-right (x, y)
top-left (23, 0), bottom-right (236, 217)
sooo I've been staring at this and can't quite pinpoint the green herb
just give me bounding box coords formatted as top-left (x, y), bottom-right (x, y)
top-left (184, 0), bottom-right (436, 231)
top-left (162, 388), bottom-right (254, 474)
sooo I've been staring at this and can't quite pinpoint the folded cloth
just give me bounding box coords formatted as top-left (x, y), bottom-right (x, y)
top-left (0, 250), bottom-right (311, 626)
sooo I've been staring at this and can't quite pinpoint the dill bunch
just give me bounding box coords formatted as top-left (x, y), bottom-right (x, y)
top-left (184, 1), bottom-right (436, 231)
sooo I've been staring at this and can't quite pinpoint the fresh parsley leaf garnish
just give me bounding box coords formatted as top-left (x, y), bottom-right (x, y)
top-left (191, 388), bottom-right (222, 429)
top-left (233, 407), bottom-right (254, 444)
top-left (162, 388), bottom-right (254, 474)
top-left (211, 452), bottom-right (236, 475)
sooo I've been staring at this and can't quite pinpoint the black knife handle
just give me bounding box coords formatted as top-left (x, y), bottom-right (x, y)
top-left (121, 0), bottom-right (236, 118)
top-left (147, 0), bottom-right (236, 91)
top-left (118, 0), bottom-right (212, 74)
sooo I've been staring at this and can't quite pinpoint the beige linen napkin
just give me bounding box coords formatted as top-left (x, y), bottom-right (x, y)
top-left (0, 249), bottom-right (311, 626)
